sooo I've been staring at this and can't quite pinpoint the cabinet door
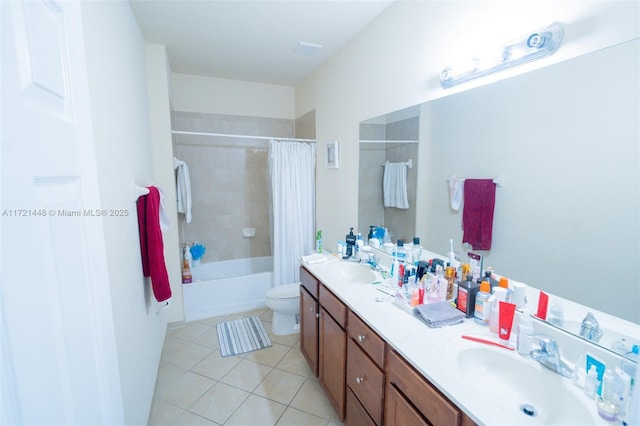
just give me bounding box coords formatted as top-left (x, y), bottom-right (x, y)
top-left (319, 307), bottom-right (346, 420)
top-left (300, 286), bottom-right (319, 376)
top-left (385, 383), bottom-right (429, 426)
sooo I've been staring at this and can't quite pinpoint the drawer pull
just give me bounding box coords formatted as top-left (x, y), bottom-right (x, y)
top-left (316, 312), bottom-right (321, 318)
top-left (356, 377), bottom-right (365, 384)
top-left (357, 335), bottom-right (366, 342)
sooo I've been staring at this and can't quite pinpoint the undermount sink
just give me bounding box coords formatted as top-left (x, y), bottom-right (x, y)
top-left (314, 261), bottom-right (379, 284)
top-left (446, 338), bottom-right (596, 425)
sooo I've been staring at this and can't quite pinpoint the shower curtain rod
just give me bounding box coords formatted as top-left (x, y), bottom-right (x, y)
top-left (172, 130), bottom-right (315, 143)
top-left (360, 139), bottom-right (419, 144)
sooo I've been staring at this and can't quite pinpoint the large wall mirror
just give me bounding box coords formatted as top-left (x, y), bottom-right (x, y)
top-left (358, 40), bottom-right (639, 359)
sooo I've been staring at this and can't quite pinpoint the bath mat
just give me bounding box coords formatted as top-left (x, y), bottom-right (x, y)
top-left (217, 316), bottom-right (272, 357)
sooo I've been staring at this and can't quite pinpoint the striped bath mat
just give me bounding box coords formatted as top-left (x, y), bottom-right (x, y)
top-left (217, 316), bottom-right (272, 357)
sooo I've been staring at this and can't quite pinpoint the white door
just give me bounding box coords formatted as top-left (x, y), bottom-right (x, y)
top-left (1, 1), bottom-right (123, 424)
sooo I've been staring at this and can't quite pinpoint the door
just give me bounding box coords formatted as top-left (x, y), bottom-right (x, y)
top-left (1, 1), bottom-right (123, 424)
top-left (300, 286), bottom-right (318, 376)
top-left (319, 307), bottom-right (346, 420)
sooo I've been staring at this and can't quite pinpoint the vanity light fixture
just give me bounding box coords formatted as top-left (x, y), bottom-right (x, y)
top-left (440, 22), bottom-right (564, 89)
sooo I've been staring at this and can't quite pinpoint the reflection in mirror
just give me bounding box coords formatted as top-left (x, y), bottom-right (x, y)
top-left (357, 40), bottom-right (639, 359)
top-left (358, 105), bottom-right (420, 244)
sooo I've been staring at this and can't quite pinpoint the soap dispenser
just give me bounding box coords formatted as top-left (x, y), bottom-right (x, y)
top-left (344, 228), bottom-right (356, 259)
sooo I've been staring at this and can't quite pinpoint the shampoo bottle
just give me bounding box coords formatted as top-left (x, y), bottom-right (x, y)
top-left (474, 281), bottom-right (492, 325)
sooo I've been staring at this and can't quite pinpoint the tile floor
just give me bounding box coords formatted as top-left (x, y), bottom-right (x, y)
top-left (149, 308), bottom-right (344, 426)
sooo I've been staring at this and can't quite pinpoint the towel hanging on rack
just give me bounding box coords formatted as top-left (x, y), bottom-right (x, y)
top-left (137, 186), bottom-right (172, 303)
top-left (383, 161), bottom-right (410, 209)
top-left (174, 157), bottom-right (192, 223)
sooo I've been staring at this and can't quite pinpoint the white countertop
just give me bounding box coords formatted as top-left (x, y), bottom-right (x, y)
top-left (302, 253), bottom-right (616, 425)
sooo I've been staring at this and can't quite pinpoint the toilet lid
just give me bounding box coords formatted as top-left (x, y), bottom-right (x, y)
top-left (267, 283), bottom-right (300, 299)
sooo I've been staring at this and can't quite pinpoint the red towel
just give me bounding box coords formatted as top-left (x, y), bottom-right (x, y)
top-left (462, 179), bottom-right (496, 250)
top-left (137, 186), bottom-right (172, 302)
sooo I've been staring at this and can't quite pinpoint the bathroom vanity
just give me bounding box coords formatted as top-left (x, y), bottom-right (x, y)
top-left (299, 253), bottom-right (635, 425)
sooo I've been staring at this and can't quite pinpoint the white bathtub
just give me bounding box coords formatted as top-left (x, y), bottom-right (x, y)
top-left (183, 256), bottom-right (273, 322)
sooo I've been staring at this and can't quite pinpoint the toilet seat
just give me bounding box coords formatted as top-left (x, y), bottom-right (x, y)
top-left (266, 283), bottom-right (300, 300)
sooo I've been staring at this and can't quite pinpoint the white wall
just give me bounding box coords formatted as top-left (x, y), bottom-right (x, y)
top-left (82, 2), bottom-right (167, 424)
top-left (146, 45), bottom-right (184, 323)
top-left (171, 73), bottom-right (295, 119)
top-left (296, 1), bottom-right (639, 321)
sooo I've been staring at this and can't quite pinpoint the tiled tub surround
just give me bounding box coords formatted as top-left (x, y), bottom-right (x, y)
top-left (173, 111), bottom-right (294, 262)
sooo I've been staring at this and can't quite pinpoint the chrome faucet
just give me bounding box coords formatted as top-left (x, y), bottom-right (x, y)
top-left (528, 334), bottom-right (573, 379)
top-left (579, 312), bottom-right (603, 343)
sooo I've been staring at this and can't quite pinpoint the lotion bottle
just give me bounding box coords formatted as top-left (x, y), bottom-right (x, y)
top-left (517, 308), bottom-right (534, 355)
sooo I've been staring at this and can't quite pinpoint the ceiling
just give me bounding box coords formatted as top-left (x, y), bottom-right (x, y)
top-left (129, 0), bottom-right (394, 86)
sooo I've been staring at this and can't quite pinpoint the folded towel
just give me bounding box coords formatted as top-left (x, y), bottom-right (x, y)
top-left (383, 162), bottom-right (409, 209)
top-left (174, 157), bottom-right (192, 224)
top-left (462, 179), bottom-right (496, 250)
top-left (414, 301), bottom-right (465, 328)
top-left (301, 253), bottom-right (326, 264)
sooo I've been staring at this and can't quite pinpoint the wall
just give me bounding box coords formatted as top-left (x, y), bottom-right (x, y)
top-left (171, 73), bottom-right (295, 119)
top-left (296, 1), bottom-right (639, 322)
top-left (82, 2), bottom-right (167, 424)
top-left (146, 45), bottom-right (183, 323)
top-left (174, 112), bottom-right (294, 261)
top-left (296, 0), bottom-right (639, 254)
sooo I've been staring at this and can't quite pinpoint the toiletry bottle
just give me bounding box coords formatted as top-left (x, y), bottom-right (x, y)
top-left (489, 287), bottom-right (508, 334)
top-left (548, 300), bottom-right (565, 328)
top-left (412, 237), bottom-right (422, 265)
top-left (445, 264), bottom-right (456, 301)
top-left (394, 240), bottom-right (407, 287)
top-left (457, 277), bottom-right (479, 318)
top-left (585, 365), bottom-right (600, 398)
top-left (474, 281), bottom-right (492, 325)
top-left (345, 228), bottom-right (356, 258)
top-left (316, 230), bottom-right (322, 253)
top-left (498, 277), bottom-right (512, 302)
top-left (517, 308), bottom-right (534, 355)
top-left (184, 243), bottom-right (192, 270)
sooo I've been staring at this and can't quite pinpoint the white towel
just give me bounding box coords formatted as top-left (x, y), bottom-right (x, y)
top-left (174, 157), bottom-right (192, 223)
top-left (448, 176), bottom-right (464, 211)
top-left (383, 162), bottom-right (409, 209)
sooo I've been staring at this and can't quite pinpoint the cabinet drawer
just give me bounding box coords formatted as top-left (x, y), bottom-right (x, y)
top-left (300, 266), bottom-right (318, 298)
top-left (346, 388), bottom-right (376, 426)
top-left (347, 338), bottom-right (384, 425)
top-left (348, 311), bottom-right (385, 369)
top-left (385, 381), bottom-right (429, 426)
top-left (319, 285), bottom-right (347, 327)
top-left (386, 347), bottom-right (460, 426)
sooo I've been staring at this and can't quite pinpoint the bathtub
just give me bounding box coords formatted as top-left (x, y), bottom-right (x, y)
top-left (183, 256), bottom-right (273, 322)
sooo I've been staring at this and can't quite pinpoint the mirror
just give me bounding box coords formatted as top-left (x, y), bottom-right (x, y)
top-left (358, 105), bottom-right (420, 244)
top-left (358, 40), bottom-right (639, 360)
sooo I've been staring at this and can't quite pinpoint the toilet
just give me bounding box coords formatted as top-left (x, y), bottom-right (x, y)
top-left (265, 283), bottom-right (301, 335)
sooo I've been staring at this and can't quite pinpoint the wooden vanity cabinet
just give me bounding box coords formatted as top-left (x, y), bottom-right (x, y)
top-left (300, 267), bottom-right (319, 376)
top-left (345, 311), bottom-right (386, 425)
top-left (318, 284), bottom-right (347, 421)
top-left (385, 347), bottom-right (476, 426)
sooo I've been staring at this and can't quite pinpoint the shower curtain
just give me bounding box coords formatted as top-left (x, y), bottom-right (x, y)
top-left (269, 140), bottom-right (316, 286)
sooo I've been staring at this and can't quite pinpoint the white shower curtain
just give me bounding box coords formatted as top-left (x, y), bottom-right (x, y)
top-left (269, 140), bottom-right (316, 287)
